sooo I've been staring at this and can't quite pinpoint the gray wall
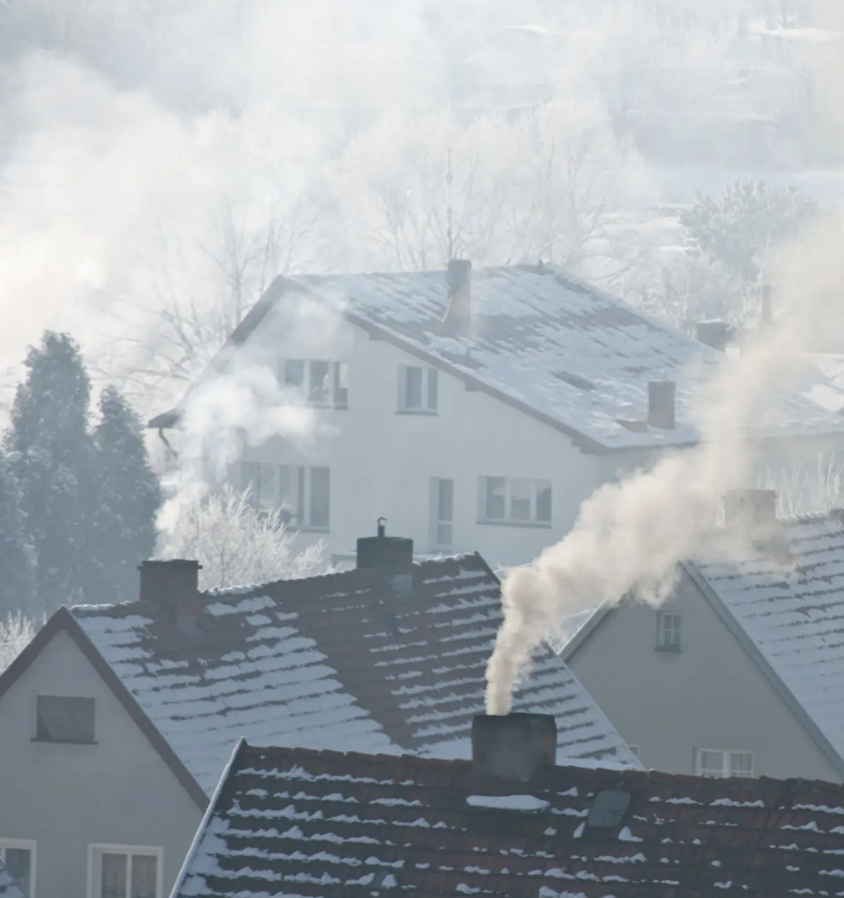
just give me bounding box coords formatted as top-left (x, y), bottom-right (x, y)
top-left (566, 571), bottom-right (841, 782)
top-left (0, 631), bottom-right (203, 898)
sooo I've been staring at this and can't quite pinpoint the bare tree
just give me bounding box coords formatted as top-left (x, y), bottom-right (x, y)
top-left (757, 456), bottom-right (844, 518)
top-left (157, 484), bottom-right (335, 590)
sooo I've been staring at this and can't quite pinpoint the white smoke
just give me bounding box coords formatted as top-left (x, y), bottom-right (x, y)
top-left (485, 216), bottom-right (844, 715)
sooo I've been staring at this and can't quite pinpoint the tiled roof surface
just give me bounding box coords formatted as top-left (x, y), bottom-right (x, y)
top-left (693, 510), bottom-right (844, 770)
top-left (176, 740), bottom-right (844, 898)
top-left (0, 860), bottom-right (24, 898)
top-left (280, 264), bottom-right (844, 450)
top-left (73, 554), bottom-right (636, 794)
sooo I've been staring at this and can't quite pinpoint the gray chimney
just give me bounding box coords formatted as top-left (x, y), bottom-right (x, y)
top-left (443, 259), bottom-right (472, 333)
top-left (696, 320), bottom-right (729, 353)
top-left (648, 381), bottom-right (676, 429)
top-left (138, 559), bottom-right (202, 620)
top-left (356, 518), bottom-right (414, 594)
top-left (761, 284), bottom-right (772, 324)
top-left (471, 713), bottom-right (557, 790)
top-left (724, 489), bottom-right (777, 530)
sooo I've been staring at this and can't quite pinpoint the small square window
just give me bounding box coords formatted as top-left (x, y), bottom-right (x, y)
top-left (90, 845), bottom-right (161, 898)
top-left (656, 611), bottom-right (681, 652)
top-left (0, 841), bottom-right (35, 898)
top-left (36, 695), bottom-right (95, 744)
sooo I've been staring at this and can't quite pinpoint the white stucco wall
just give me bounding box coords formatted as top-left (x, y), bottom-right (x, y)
top-left (566, 572), bottom-right (841, 782)
top-left (234, 302), bottom-right (602, 569)
top-left (0, 631), bottom-right (203, 898)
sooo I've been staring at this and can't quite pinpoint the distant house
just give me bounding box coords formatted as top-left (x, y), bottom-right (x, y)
top-left (172, 712), bottom-right (844, 898)
top-left (148, 262), bottom-right (844, 569)
top-left (0, 859), bottom-right (25, 898)
top-left (0, 530), bottom-right (636, 898)
top-left (562, 489), bottom-right (844, 782)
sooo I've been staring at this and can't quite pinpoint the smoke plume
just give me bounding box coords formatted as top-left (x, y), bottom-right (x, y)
top-left (486, 220), bottom-right (844, 715)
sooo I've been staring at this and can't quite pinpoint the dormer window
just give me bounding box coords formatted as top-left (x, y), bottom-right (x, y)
top-left (280, 359), bottom-right (348, 409)
top-left (398, 365), bottom-right (438, 414)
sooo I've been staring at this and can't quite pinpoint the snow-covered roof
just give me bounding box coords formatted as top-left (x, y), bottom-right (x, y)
top-left (72, 553), bottom-right (637, 794)
top-left (150, 263), bottom-right (844, 451)
top-left (691, 511), bottom-right (844, 773)
top-left (173, 739), bottom-right (844, 898)
top-left (799, 353), bottom-right (844, 414)
top-left (0, 860), bottom-right (24, 898)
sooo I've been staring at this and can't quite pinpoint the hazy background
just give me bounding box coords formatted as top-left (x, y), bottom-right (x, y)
top-left (0, 0), bottom-right (840, 423)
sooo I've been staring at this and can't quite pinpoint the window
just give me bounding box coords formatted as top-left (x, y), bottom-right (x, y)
top-left (88, 846), bottom-right (162, 898)
top-left (430, 478), bottom-right (454, 549)
top-left (241, 463), bottom-right (330, 530)
top-left (0, 840), bottom-right (36, 898)
top-left (696, 749), bottom-right (754, 779)
top-left (35, 695), bottom-right (95, 744)
top-left (280, 359), bottom-right (348, 409)
top-left (478, 477), bottom-right (552, 526)
top-left (398, 365), bottom-right (438, 413)
top-left (656, 611), bottom-right (681, 652)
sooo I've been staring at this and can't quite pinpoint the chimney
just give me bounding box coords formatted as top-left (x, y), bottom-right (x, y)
top-left (138, 559), bottom-right (202, 620)
top-left (648, 381), bottom-right (676, 429)
top-left (472, 713), bottom-right (557, 790)
top-left (696, 320), bottom-right (729, 353)
top-left (443, 259), bottom-right (472, 334)
top-left (356, 518), bottom-right (414, 594)
top-left (761, 284), bottom-right (772, 324)
top-left (723, 489), bottom-right (777, 530)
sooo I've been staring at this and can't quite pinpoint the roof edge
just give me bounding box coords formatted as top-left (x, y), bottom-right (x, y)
top-left (559, 601), bottom-right (616, 663)
top-left (684, 561), bottom-right (844, 779)
top-left (0, 607), bottom-right (208, 809)
top-left (169, 737), bottom-right (247, 898)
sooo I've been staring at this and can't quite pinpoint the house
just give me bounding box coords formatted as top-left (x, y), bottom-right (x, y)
top-left (172, 712), bottom-right (844, 898)
top-left (0, 531), bottom-right (637, 898)
top-left (148, 261), bottom-right (844, 569)
top-left (0, 859), bottom-right (25, 898)
top-left (561, 488), bottom-right (844, 782)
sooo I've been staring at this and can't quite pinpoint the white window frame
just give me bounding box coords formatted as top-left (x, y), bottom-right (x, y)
top-left (429, 477), bottom-right (454, 550)
top-left (695, 748), bottom-right (754, 779)
top-left (397, 364), bottom-right (438, 413)
top-left (0, 839), bottom-right (37, 898)
top-left (87, 844), bottom-right (163, 898)
top-left (240, 463), bottom-right (330, 531)
top-left (280, 359), bottom-right (349, 409)
top-left (656, 611), bottom-right (681, 652)
top-left (478, 476), bottom-right (552, 526)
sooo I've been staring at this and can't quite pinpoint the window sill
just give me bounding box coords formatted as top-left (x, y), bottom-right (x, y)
top-left (395, 409), bottom-right (438, 416)
top-left (31, 737), bottom-right (98, 745)
top-left (476, 520), bottom-right (552, 529)
top-left (654, 644), bottom-right (681, 654)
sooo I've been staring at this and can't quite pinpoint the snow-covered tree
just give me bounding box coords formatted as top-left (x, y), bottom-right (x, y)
top-left (157, 484), bottom-right (334, 590)
top-left (4, 332), bottom-right (95, 613)
top-left (0, 454), bottom-right (35, 617)
top-left (680, 178), bottom-right (819, 283)
top-left (85, 386), bottom-right (162, 605)
top-left (0, 610), bottom-right (39, 673)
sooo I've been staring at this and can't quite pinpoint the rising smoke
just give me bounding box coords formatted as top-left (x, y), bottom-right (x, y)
top-left (486, 222), bottom-right (844, 715)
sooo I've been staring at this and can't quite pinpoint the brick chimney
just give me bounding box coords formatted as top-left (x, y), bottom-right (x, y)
top-left (648, 381), bottom-right (676, 429)
top-left (443, 259), bottom-right (472, 334)
top-left (356, 518), bottom-right (414, 594)
top-left (138, 559), bottom-right (202, 620)
top-left (471, 713), bottom-right (557, 790)
top-left (696, 320), bottom-right (729, 353)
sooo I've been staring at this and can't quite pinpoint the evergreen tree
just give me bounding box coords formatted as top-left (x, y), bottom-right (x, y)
top-left (87, 386), bottom-right (162, 604)
top-left (4, 332), bottom-right (95, 613)
top-left (0, 454), bottom-right (35, 617)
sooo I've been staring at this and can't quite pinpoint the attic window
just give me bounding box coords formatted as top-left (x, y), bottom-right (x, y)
top-left (35, 695), bottom-right (95, 744)
top-left (553, 371), bottom-right (595, 391)
top-left (587, 790), bottom-right (631, 829)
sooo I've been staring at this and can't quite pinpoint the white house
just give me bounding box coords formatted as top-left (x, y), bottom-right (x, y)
top-left (561, 491), bottom-right (844, 782)
top-left (150, 261), bottom-right (844, 569)
top-left (0, 542), bottom-right (637, 898)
